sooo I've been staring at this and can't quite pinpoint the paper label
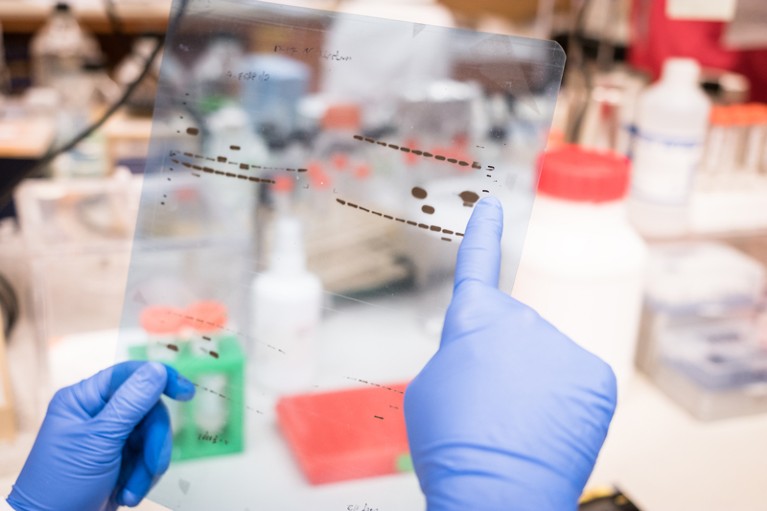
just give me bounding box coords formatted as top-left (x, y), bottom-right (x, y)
top-left (631, 131), bottom-right (703, 205)
top-left (667, 0), bottom-right (737, 21)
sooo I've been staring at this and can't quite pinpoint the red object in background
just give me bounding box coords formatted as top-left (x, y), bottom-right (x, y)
top-left (276, 383), bottom-right (410, 484)
top-left (184, 301), bottom-right (228, 333)
top-left (629, 0), bottom-right (767, 102)
top-left (538, 145), bottom-right (631, 203)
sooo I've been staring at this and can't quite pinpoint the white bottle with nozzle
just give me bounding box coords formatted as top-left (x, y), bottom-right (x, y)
top-left (251, 217), bottom-right (322, 393)
top-left (629, 58), bottom-right (710, 238)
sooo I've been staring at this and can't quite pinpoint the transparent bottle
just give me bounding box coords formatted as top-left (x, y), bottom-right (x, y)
top-left (140, 306), bottom-right (185, 434)
top-left (30, 2), bottom-right (100, 90)
top-left (184, 300), bottom-right (231, 436)
top-left (50, 59), bottom-right (110, 178)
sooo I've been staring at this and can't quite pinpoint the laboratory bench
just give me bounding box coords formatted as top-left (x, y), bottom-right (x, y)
top-left (2, 306), bottom-right (767, 510)
top-left (1, 1), bottom-right (766, 508)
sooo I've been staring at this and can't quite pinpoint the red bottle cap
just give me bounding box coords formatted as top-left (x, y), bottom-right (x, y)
top-left (710, 105), bottom-right (736, 126)
top-left (184, 301), bottom-right (228, 333)
top-left (537, 145), bottom-right (630, 203)
top-left (140, 306), bottom-right (185, 335)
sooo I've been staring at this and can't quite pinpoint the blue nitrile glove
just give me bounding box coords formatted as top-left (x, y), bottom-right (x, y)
top-left (405, 197), bottom-right (617, 511)
top-left (7, 361), bottom-right (195, 511)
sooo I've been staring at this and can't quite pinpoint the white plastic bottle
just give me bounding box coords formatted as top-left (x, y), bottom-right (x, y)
top-left (510, 145), bottom-right (647, 391)
top-left (629, 57), bottom-right (711, 238)
top-left (251, 217), bottom-right (323, 393)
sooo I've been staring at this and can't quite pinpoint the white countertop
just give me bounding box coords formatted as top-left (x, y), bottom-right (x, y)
top-left (2, 299), bottom-right (767, 510)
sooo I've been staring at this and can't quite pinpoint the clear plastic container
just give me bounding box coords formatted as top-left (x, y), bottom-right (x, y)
top-left (184, 301), bottom-right (232, 435)
top-left (637, 242), bottom-right (767, 420)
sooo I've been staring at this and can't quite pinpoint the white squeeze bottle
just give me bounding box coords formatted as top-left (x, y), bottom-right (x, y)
top-left (251, 217), bottom-right (322, 393)
top-left (629, 57), bottom-right (710, 238)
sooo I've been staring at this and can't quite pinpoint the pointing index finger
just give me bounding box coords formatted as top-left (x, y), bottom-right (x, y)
top-left (453, 196), bottom-right (504, 290)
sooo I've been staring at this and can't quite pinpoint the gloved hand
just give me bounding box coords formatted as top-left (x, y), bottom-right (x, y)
top-left (405, 197), bottom-right (617, 511)
top-left (8, 361), bottom-right (195, 511)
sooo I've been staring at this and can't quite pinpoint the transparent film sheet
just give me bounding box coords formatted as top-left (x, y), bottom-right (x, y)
top-left (117, 1), bottom-right (564, 509)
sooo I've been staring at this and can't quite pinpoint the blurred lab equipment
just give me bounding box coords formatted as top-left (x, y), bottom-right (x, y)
top-left (7, 362), bottom-right (195, 511)
top-left (252, 216), bottom-right (322, 393)
top-left (699, 68), bottom-right (750, 105)
top-left (14, 172), bottom-right (139, 346)
top-left (239, 54), bottom-right (310, 142)
top-left (300, 104), bottom-right (411, 295)
top-left (29, 2), bottom-right (101, 90)
top-left (629, 57), bottom-right (711, 239)
top-left (133, 302), bottom-right (245, 460)
top-left (637, 242), bottom-right (767, 420)
top-left (51, 60), bottom-right (110, 178)
top-left (700, 103), bottom-right (767, 179)
top-left (113, 36), bottom-right (164, 115)
top-left (629, 0), bottom-right (767, 103)
top-left (321, 0), bottom-right (453, 126)
top-left (576, 67), bottom-right (648, 155)
top-left (193, 33), bottom-right (246, 114)
top-left (689, 102), bottom-right (767, 234)
top-left (512, 145), bottom-right (647, 390)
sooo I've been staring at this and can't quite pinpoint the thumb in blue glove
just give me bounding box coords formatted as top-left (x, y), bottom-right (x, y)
top-left (8, 361), bottom-right (195, 511)
top-left (404, 197), bottom-right (617, 511)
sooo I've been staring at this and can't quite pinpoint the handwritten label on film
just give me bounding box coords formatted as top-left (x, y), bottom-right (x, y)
top-left (274, 45), bottom-right (352, 62)
top-left (225, 70), bottom-right (270, 82)
top-left (347, 504), bottom-right (379, 511)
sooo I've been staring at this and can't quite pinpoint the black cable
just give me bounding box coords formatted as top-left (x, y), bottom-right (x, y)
top-left (0, 0), bottom-right (190, 208)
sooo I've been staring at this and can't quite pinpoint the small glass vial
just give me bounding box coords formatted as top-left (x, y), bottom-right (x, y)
top-left (140, 306), bottom-right (185, 362)
top-left (184, 300), bottom-right (230, 436)
top-left (140, 306), bottom-right (185, 433)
